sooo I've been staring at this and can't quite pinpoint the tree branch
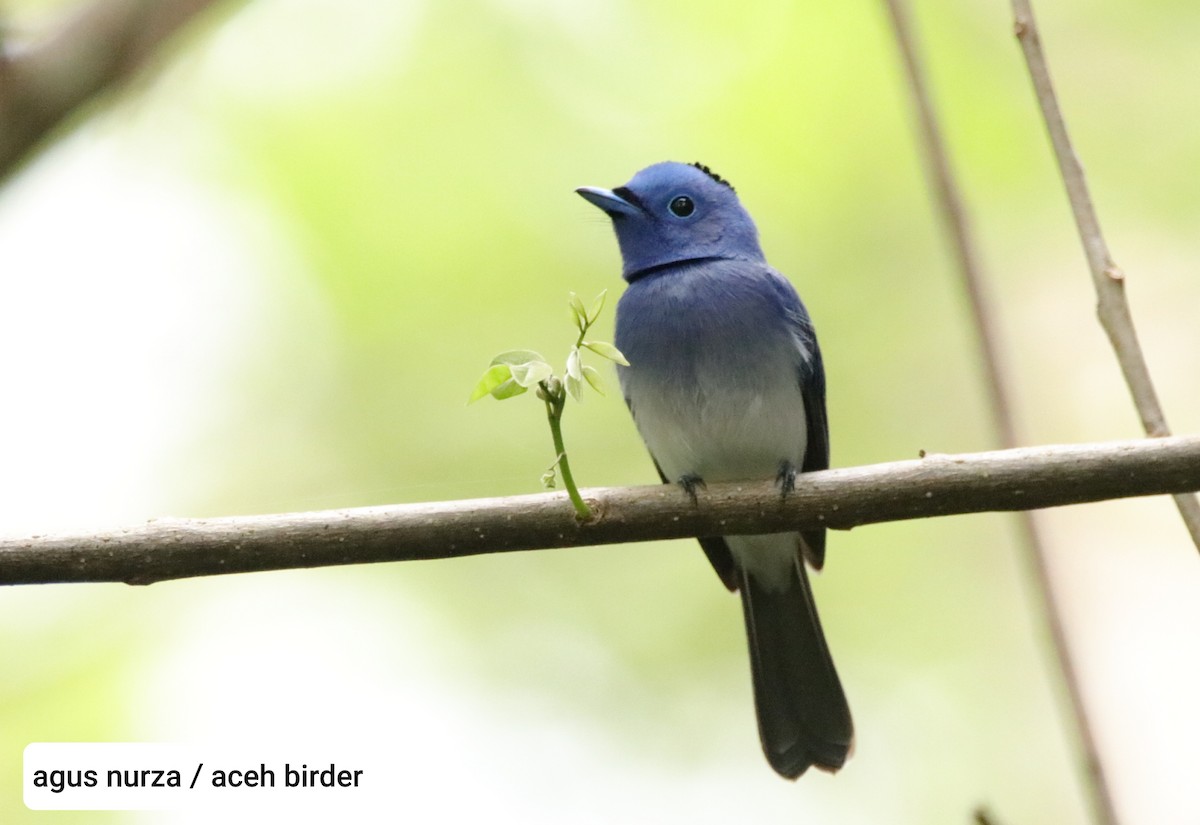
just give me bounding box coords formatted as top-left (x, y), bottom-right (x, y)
top-left (0, 0), bottom-right (227, 184)
top-left (1010, 0), bottom-right (1200, 550)
top-left (2, 435), bottom-right (1198, 587)
top-left (881, 4), bottom-right (1122, 824)
top-left (880, 0), bottom-right (1019, 449)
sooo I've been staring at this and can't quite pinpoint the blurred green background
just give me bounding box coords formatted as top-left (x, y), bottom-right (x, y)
top-left (2, 0), bottom-right (1198, 822)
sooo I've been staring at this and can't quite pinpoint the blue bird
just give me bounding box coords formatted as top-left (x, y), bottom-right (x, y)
top-left (576, 162), bottom-right (853, 779)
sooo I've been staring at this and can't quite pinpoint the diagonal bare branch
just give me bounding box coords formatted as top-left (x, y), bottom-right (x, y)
top-left (880, 2), bottom-right (1122, 823)
top-left (0, 0), bottom-right (228, 184)
top-left (1010, 0), bottom-right (1200, 551)
top-left (880, 0), bottom-right (1019, 449)
top-left (3, 435), bottom-right (1199, 587)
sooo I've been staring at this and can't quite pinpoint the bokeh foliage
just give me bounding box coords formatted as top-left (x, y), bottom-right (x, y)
top-left (3, 0), bottom-right (1200, 822)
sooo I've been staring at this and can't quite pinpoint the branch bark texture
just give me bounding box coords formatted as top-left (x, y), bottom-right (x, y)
top-left (1010, 0), bottom-right (1200, 550)
top-left (0, 0), bottom-right (225, 184)
top-left (3, 436), bottom-right (1199, 587)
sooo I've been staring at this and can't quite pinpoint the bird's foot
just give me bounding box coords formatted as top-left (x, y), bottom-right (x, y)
top-left (776, 460), bottom-right (797, 499)
top-left (677, 473), bottom-right (706, 505)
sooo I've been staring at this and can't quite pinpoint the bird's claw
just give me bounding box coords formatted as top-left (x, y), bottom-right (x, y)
top-left (678, 473), bottom-right (706, 505)
top-left (776, 461), bottom-right (797, 499)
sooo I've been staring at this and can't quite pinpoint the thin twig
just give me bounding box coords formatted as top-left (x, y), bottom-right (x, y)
top-left (880, 2), bottom-right (1121, 824)
top-left (880, 0), bottom-right (1018, 448)
top-left (2, 435), bottom-right (1199, 586)
top-left (542, 388), bottom-right (592, 520)
top-left (0, 0), bottom-right (227, 184)
top-left (1010, 0), bottom-right (1200, 550)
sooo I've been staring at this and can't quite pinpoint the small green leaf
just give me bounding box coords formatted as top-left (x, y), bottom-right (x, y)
top-left (582, 365), bottom-right (606, 395)
top-left (491, 349), bottom-right (545, 367)
top-left (568, 292), bottom-right (587, 332)
top-left (509, 359), bottom-right (554, 387)
top-left (566, 348), bottom-right (583, 381)
top-left (469, 363), bottom-right (513, 403)
top-left (582, 340), bottom-right (630, 366)
top-left (541, 470), bottom-right (557, 489)
top-left (586, 290), bottom-right (607, 325)
top-left (565, 373), bottom-right (584, 402)
top-left (491, 379), bottom-right (528, 400)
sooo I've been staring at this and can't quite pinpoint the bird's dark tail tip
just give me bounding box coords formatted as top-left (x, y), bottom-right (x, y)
top-left (738, 560), bottom-right (853, 780)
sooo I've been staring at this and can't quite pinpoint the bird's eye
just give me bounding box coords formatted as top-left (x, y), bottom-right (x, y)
top-left (668, 195), bottom-right (695, 218)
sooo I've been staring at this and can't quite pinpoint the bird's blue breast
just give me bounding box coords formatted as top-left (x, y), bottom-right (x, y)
top-left (615, 259), bottom-right (813, 483)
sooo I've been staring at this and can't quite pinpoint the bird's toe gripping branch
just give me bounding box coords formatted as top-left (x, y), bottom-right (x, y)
top-left (776, 460), bottom-right (798, 498)
top-left (677, 473), bottom-right (707, 505)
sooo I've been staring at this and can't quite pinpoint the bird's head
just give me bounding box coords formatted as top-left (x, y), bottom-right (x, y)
top-left (576, 161), bottom-right (765, 281)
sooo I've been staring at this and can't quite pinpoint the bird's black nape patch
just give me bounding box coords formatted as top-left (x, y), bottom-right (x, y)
top-left (691, 162), bottom-right (735, 192)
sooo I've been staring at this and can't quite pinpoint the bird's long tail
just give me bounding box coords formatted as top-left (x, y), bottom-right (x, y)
top-left (737, 556), bottom-right (853, 779)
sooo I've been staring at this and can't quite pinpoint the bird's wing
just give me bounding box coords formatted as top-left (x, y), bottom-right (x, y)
top-left (797, 340), bottom-right (829, 569)
top-left (769, 271), bottom-right (830, 570)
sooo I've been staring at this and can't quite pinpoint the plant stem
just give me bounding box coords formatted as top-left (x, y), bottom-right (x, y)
top-left (543, 390), bottom-right (592, 520)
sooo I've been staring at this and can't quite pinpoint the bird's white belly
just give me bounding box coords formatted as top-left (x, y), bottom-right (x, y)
top-left (632, 376), bottom-right (807, 485)
top-left (632, 380), bottom-right (807, 591)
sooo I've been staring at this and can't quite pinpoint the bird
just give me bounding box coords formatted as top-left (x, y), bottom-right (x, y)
top-left (575, 161), bottom-right (853, 779)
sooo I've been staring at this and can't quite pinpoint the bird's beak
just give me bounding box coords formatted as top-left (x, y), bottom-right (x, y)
top-left (575, 186), bottom-right (641, 217)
